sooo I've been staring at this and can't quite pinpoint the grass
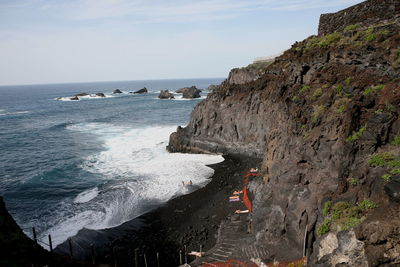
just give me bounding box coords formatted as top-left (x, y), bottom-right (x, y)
top-left (386, 102), bottom-right (396, 113)
top-left (311, 105), bottom-right (326, 123)
top-left (345, 77), bottom-right (353, 86)
top-left (348, 177), bottom-right (357, 186)
top-left (344, 24), bottom-right (360, 32)
top-left (292, 95), bottom-right (299, 102)
top-left (391, 136), bottom-right (400, 145)
top-left (382, 174), bottom-right (392, 181)
top-left (317, 199), bottom-right (377, 235)
top-left (363, 84), bottom-right (385, 95)
top-left (374, 109), bottom-right (384, 114)
top-left (346, 125), bottom-right (367, 142)
top-left (300, 85), bottom-right (310, 93)
top-left (305, 32), bottom-right (342, 50)
top-left (368, 152), bottom-right (393, 167)
top-left (312, 88), bottom-right (323, 98)
top-left (364, 27), bottom-right (377, 42)
top-left (335, 85), bottom-right (343, 96)
top-left (390, 168), bottom-right (400, 175)
top-left (337, 105), bottom-right (346, 113)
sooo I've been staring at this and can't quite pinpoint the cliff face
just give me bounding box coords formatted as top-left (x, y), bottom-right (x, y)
top-left (168, 1), bottom-right (400, 265)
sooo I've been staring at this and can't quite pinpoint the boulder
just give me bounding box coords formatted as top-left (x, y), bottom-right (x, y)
top-left (113, 89), bottom-right (123, 94)
top-left (70, 96), bottom-right (79, 101)
top-left (74, 93), bottom-right (89, 97)
top-left (132, 87), bottom-right (148, 94)
top-left (158, 90), bottom-right (174, 99)
top-left (95, 93), bottom-right (106, 98)
top-left (384, 175), bottom-right (400, 203)
top-left (176, 86), bottom-right (201, 99)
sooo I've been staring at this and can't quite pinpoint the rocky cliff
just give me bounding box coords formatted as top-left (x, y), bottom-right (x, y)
top-left (168, 1), bottom-right (400, 265)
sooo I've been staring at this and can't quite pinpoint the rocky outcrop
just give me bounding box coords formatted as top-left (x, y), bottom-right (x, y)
top-left (158, 90), bottom-right (174, 99)
top-left (176, 86), bottom-right (201, 99)
top-left (318, 0), bottom-right (400, 35)
top-left (113, 89), bottom-right (123, 94)
top-left (132, 87), bottom-right (148, 94)
top-left (70, 96), bottom-right (79, 101)
top-left (168, 2), bottom-right (400, 265)
top-left (95, 93), bottom-right (106, 97)
top-left (75, 93), bottom-right (89, 97)
top-left (207, 84), bottom-right (219, 92)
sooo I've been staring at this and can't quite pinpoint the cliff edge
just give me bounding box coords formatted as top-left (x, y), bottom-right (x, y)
top-left (168, 0), bottom-right (400, 265)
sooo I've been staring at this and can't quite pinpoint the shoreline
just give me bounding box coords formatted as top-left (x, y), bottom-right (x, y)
top-left (55, 154), bottom-right (261, 266)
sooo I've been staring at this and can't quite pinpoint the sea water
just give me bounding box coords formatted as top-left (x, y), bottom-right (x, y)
top-left (0, 78), bottom-right (224, 248)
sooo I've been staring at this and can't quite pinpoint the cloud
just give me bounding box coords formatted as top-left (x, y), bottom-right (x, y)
top-left (28, 0), bottom-right (364, 23)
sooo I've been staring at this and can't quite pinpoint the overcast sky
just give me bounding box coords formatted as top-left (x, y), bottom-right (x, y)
top-left (0, 0), bottom-right (364, 85)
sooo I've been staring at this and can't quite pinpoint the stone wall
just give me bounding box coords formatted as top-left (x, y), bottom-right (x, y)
top-left (318, 0), bottom-right (400, 35)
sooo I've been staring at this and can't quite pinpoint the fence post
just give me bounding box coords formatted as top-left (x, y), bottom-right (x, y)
top-left (179, 250), bottom-right (182, 265)
top-left (144, 253), bottom-right (148, 267)
top-left (134, 248), bottom-right (139, 267)
top-left (32, 227), bottom-right (37, 244)
top-left (68, 238), bottom-right (73, 258)
top-left (156, 252), bottom-right (160, 267)
top-left (91, 244), bottom-right (95, 265)
top-left (184, 245), bottom-right (187, 264)
top-left (48, 235), bottom-right (53, 252)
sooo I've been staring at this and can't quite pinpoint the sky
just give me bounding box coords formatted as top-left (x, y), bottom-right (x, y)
top-left (0, 0), bottom-right (365, 86)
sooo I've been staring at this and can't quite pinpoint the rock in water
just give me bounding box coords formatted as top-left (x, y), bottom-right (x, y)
top-left (75, 93), bottom-right (89, 97)
top-left (113, 89), bottom-right (123, 94)
top-left (70, 96), bottom-right (79, 101)
top-left (176, 86), bottom-right (201, 99)
top-left (133, 87), bottom-right (148, 94)
top-left (95, 93), bottom-right (106, 98)
top-left (158, 90), bottom-right (174, 99)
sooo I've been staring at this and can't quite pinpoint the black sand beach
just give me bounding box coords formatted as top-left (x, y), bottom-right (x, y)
top-left (55, 155), bottom-right (261, 266)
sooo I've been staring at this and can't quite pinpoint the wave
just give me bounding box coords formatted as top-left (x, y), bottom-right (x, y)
top-left (0, 110), bottom-right (30, 116)
top-left (40, 123), bottom-right (223, 247)
top-left (55, 94), bottom-right (115, 101)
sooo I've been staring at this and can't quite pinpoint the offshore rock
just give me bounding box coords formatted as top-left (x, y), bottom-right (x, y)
top-left (95, 93), bottom-right (106, 97)
top-left (176, 86), bottom-right (201, 99)
top-left (132, 87), bottom-right (148, 94)
top-left (113, 89), bottom-right (123, 94)
top-left (158, 90), bottom-right (174, 99)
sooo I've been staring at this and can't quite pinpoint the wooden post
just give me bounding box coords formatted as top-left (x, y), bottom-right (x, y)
top-left (184, 245), bottom-right (187, 264)
top-left (303, 225), bottom-right (308, 257)
top-left (156, 252), bottom-right (160, 267)
top-left (32, 227), bottom-right (37, 244)
top-left (113, 247), bottom-right (117, 267)
top-left (68, 238), bottom-right (73, 258)
top-left (134, 248), bottom-right (139, 267)
top-left (91, 244), bottom-right (95, 265)
top-left (48, 235), bottom-right (53, 252)
top-left (144, 253), bottom-right (148, 267)
top-left (179, 250), bottom-right (182, 265)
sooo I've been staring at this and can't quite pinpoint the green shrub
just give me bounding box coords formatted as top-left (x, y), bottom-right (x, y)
top-left (390, 168), bottom-right (400, 175)
top-left (379, 29), bottom-right (390, 36)
top-left (382, 173), bottom-right (392, 181)
top-left (346, 125), bottom-right (367, 142)
top-left (337, 105), bottom-right (346, 113)
top-left (345, 77), bottom-right (353, 86)
top-left (313, 88), bottom-right (323, 98)
top-left (374, 109), bottom-right (384, 114)
top-left (385, 102), bottom-right (396, 112)
top-left (358, 199), bottom-right (377, 211)
top-left (319, 32), bottom-right (342, 47)
top-left (344, 24), bottom-right (360, 32)
top-left (391, 136), bottom-right (400, 145)
top-left (368, 152), bottom-right (393, 167)
top-left (292, 95), bottom-right (299, 102)
top-left (335, 85), bottom-right (344, 96)
top-left (341, 217), bottom-right (362, 231)
top-left (300, 85), bottom-right (310, 93)
top-left (317, 219), bottom-right (331, 236)
top-left (387, 159), bottom-right (400, 168)
top-left (348, 177), bottom-right (357, 186)
top-left (364, 27), bottom-right (376, 41)
top-left (311, 105), bottom-right (326, 123)
top-left (363, 84), bottom-right (385, 95)
top-left (322, 201), bottom-right (332, 217)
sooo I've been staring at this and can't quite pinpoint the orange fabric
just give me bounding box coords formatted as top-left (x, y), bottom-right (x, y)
top-left (242, 185), bottom-right (252, 213)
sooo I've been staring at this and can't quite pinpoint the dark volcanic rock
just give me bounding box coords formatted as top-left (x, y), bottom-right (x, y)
top-left (385, 175), bottom-right (400, 202)
top-left (113, 89), bottom-right (123, 94)
top-left (176, 86), bottom-right (201, 99)
top-left (158, 90), bottom-right (174, 99)
top-left (132, 87), bottom-right (148, 94)
top-left (207, 84), bottom-right (219, 92)
top-left (168, 2), bottom-right (400, 265)
top-left (70, 96), bottom-right (79, 101)
top-left (74, 93), bottom-right (89, 97)
top-left (95, 93), bottom-right (106, 97)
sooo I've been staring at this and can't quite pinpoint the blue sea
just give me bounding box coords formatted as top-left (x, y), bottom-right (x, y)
top-left (0, 78), bottom-right (224, 248)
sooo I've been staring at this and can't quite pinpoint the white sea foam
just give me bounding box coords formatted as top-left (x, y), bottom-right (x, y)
top-left (73, 187), bottom-right (99, 203)
top-left (43, 123), bottom-right (223, 247)
top-left (0, 110), bottom-right (30, 116)
top-left (55, 94), bottom-right (114, 101)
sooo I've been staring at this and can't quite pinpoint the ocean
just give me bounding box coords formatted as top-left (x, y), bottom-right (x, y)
top-left (0, 78), bottom-right (224, 248)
